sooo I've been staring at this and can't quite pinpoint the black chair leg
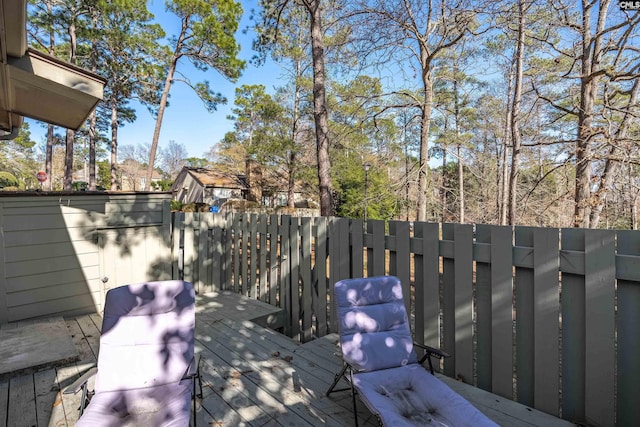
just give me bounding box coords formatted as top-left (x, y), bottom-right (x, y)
top-left (349, 370), bottom-right (359, 427)
top-left (326, 363), bottom-right (348, 396)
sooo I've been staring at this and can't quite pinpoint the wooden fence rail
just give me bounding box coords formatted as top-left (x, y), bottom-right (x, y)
top-left (174, 212), bottom-right (640, 427)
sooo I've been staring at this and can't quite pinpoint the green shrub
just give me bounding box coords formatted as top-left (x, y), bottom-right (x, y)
top-left (0, 171), bottom-right (19, 188)
top-left (170, 200), bottom-right (183, 211)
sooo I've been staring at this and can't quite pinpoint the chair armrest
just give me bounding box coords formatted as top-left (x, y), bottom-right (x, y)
top-left (185, 353), bottom-right (201, 379)
top-left (414, 342), bottom-right (450, 359)
top-left (64, 367), bottom-right (97, 395)
top-left (415, 343), bottom-right (450, 374)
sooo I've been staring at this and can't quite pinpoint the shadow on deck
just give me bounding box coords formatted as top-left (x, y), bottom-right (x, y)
top-left (0, 292), bottom-right (574, 427)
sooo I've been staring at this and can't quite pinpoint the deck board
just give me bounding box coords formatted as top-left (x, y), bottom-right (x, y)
top-left (8, 374), bottom-right (37, 427)
top-left (0, 380), bottom-right (7, 427)
top-left (0, 317), bottom-right (78, 379)
top-left (1, 291), bottom-right (576, 426)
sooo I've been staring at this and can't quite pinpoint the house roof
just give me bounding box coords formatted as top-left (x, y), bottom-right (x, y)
top-left (185, 167), bottom-right (248, 189)
top-left (0, 0), bottom-right (106, 136)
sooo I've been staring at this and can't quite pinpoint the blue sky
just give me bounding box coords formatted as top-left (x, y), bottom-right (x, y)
top-left (27, 0), bottom-right (282, 161)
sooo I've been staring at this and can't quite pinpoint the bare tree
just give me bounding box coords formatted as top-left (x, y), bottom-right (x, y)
top-left (507, 0), bottom-right (528, 225)
top-left (161, 140), bottom-right (188, 180)
top-left (348, 0), bottom-right (485, 221)
top-left (536, 0), bottom-right (640, 227)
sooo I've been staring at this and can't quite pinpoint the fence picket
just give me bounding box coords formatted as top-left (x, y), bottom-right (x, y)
top-left (280, 216), bottom-right (291, 335)
top-left (615, 231), bottom-right (640, 426)
top-left (366, 220), bottom-right (385, 277)
top-left (211, 214), bottom-right (224, 291)
top-left (490, 225), bottom-right (514, 399)
top-left (413, 222), bottom-right (440, 352)
top-left (314, 217), bottom-right (328, 337)
top-left (454, 224), bottom-right (473, 385)
top-left (300, 217), bottom-right (312, 342)
top-left (350, 219), bottom-right (364, 277)
top-left (183, 213), bottom-right (195, 288)
top-left (475, 224), bottom-right (492, 391)
top-left (232, 214), bottom-right (241, 293)
top-left (171, 212), bottom-right (182, 279)
top-left (389, 221), bottom-right (411, 313)
top-left (258, 215), bottom-right (268, 302)
top-left (584, 229), bottom-right (615, 427)
top-left (533, 227), bottom-right (560, 416)
top-left (515, 226), bottom-right (535, 407)
top-left (198, 213), bottom-right (214, 293)
top-left (289, 217), bottom-right (300, 339)
top-left (441, 223), bottom-right (456, 377)
top-left (268, 215), bottom-right (279, 305)
top-left (241, 214), bottom-right (249, 296)
top-left (249, 214), bottom-right (258, 299)
top-left (561, 228), bottom-right (586, 422)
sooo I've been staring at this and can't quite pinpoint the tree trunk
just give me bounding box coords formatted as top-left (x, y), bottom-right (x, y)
top-left (63, 16), bottom-right (77, 192)
top-left (453, 72), bottom-right (464, 224)
top-left (110, 102), bottom-right (119, 190)
top-left (305, 0), bottom-right (333, 216)
top-left (147, 58), bottom-right (177, 190)
top-left (88, 12), bottom-right (98, 191)
top-left (441, 147), bottom-right (447, 222)
top-left (63, 129), bottom-right (75, 191)
top-left (287, 57), bottom-right (302, 209)
top-left (44, 0), bottom-right (55, 191)
top-left (88, 111), bottom-right (97, 190)
top-left (417, 69), bottom-right (433, 222)
top-left (589, 79), bottom-right (639, 228)
top-left (574, 1), bottom-right (610, 227)
top-left (45, 125), bottom-right (54, 190)
top-left (457, 145), bottom-right (464, 223)
top-left (147, 18), bottom-right (186, 191)
top-left (508, 0), bottom-right (525, 225)
top-left (499, 63), bottom-right (514, 225)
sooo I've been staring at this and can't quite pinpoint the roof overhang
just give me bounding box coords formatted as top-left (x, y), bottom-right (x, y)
top-left (0, 0), bottom-right (105, 136)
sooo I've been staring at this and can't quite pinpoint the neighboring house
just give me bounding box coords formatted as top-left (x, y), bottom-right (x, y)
top-left (119, 159), bottom-right (162, 191)
top-left (171, 167), bottom-right (249, 207)
top-left (265, 189), bottom-right (313, 208)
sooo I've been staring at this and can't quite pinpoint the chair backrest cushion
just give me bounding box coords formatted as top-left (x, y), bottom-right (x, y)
top-left (335, 276), bottom-right (417, 371)
top-left (95, 280), bottom-right (195, 393)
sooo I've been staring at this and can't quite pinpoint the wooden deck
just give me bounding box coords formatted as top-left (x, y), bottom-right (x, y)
top-left (0, 292), bottom-right (575, 427)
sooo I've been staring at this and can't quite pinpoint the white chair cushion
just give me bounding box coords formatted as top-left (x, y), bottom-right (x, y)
top-left (353, 364), bottom-right (498, 427)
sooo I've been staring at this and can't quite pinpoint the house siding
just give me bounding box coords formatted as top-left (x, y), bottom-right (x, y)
top-left (0, 192), bottom-right (172, 323)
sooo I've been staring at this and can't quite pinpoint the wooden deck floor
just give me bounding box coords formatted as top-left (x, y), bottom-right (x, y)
top-left (0, 291), bottom-right (574, 427)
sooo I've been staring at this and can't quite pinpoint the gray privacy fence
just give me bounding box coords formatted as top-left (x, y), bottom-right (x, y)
top-left (174, 212), bottom-right (639, 426)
